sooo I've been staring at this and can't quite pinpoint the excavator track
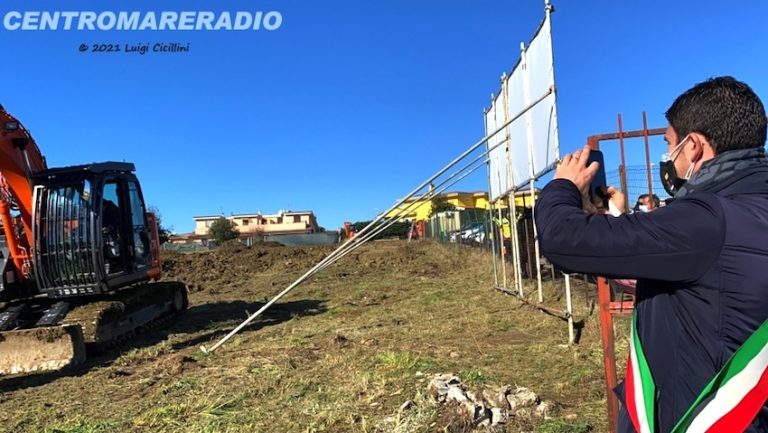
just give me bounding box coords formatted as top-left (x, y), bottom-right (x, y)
top-left (0, 281), bottom-right (188, 376)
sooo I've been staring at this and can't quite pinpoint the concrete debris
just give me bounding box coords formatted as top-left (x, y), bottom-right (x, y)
top-left (427, 373), bottom-right (557, 428)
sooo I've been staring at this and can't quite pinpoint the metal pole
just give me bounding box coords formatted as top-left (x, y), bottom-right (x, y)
top-left (502, 74), bottom-right (523, 295)
top-left (565, 273), bottom-right (574, 344)
top-left (642, 111), bottom-right (654, 199)
top-left (489, 200), bottom-right (499, 287)
top-left (484, 108), bottom-right (499, 287)
top-left (511, 192), bottom-right (525, 295)
top-left (520, 40), bottom-right (544, 302)
top-left (617, 113), bottom-right (629, 212)
top-left (509, 193), bottom-right (523, 295)
top-left (545, 0), bottom-right (560, 162)
top-left (521, 194), bottom-right (534, 280)
top-left (496, 200), bottom-right (508, 289)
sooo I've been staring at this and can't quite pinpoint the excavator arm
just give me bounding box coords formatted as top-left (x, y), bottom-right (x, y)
top-left (0, 105), bottom-right (47, 283)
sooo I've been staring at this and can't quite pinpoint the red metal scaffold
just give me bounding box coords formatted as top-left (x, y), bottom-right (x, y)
top-left (587, 112), bottom-right (665, 433)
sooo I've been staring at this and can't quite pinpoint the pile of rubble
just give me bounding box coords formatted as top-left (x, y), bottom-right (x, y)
top-left (426, 374), bottom-right (556, 429)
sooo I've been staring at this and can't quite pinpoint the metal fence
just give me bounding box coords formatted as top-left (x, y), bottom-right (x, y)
top-left (607, 165), bottom-right (668, 208)
top-left (162, 232), bottom-right (340, 253)
top-left (424, 208), bottom-right (490, 246)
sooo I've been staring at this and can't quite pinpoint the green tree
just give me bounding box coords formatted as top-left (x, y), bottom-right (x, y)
top-left (350, 220), bottom-right (412, 239)
top-left (429, 195), bottom-right (456, 217)
top-left (148, 205), bottom-right (173, 245)
top-left (208, 217), bottom-right (239, 243)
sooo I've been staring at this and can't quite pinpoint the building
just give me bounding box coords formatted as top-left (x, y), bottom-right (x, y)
top-left (385, 191), bottom-right (489, 221)
top-left (192, 210), bottom-right (321, 237)
top-left (383, 190), bottom-right (539, 221)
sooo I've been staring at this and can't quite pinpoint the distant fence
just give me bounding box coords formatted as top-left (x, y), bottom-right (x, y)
top-left (162, 232), bottom-right (340, 253)
top-left (245, 232), bottom-right (340, 247)
top-left (424, 208), bottom-right (492, 248)
top-left (161, 243), bottom-right (215, 253)
top-left (607, 165), bottom-right (668, 208)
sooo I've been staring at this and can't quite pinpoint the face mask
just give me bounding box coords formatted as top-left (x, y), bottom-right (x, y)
top-left (659, 134), bottom-right (693, 196)
top-left (638, 205), bottom-right (649, 213)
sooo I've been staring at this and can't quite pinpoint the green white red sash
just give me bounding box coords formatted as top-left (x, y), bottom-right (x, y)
top-left (625, 314), bottom-right (768, 433)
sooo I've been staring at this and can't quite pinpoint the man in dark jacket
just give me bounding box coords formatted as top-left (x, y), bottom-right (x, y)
top-left (535, 76), bottom-right (768, 433)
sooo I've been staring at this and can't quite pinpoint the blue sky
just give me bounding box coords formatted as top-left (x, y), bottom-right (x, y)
top-left (2, 1), bottom-right (767, 233)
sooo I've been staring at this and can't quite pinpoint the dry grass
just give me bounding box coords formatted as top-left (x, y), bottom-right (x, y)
top-left (0, 241), bottom-right (627, 433)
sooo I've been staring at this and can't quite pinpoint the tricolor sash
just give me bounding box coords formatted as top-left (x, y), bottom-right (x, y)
top-left (625, 314), bottom-right (768, 433)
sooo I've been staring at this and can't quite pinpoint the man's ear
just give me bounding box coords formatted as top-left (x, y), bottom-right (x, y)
top-left (689, 132), bottom-right (716, 160)
top-left (686, 132), bottom-right (707, 161)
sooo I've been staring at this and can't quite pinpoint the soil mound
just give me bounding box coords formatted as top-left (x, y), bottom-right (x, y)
top-left (161, 240), bottom-right (473, 292)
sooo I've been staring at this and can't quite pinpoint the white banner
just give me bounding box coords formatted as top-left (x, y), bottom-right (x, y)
top-left (486, 12), bottom-right (559, 201)
top-left (486, 91), bottom-right (509, 200)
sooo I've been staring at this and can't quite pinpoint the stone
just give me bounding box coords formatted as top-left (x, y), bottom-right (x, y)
top-left (483, 385), bottom-right (512, 409)
top-left (447, 385), bottom-right (469, 403)
top-left (471, 403), bottom-right (492, 427)
top-left (535, 400), bottom-right (558, 420)
top-left (507, 387), bottom-right (540, 411)
top-left (427, 374), bottom-right (462, 402)
top-left (491, 407), bottom-right (509, 424)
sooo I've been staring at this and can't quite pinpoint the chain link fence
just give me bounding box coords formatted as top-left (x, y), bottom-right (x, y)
top-left (607, 164), bottom-right (669, 209)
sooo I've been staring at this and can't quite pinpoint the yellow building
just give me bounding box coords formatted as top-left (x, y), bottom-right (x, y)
top-left (384, 190), bottom-right (539, 221)
top-left (193, 210), bottom-right (320, 237)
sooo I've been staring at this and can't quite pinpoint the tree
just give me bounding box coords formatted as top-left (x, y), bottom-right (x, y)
top-left (350, 220), bottom-right (411, 239)
top-left (429, 195), bottom-right (456, 217)
top-left (208, 217), bottom-right (239, 243)
top-left (148, 205), bottom-right (173, 244)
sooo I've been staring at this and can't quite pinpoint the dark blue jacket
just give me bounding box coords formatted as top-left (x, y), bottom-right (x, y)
top-left (535, 167), bottom-right (768, 433)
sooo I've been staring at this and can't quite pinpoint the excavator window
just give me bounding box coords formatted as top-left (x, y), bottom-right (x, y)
top-left (126, 181), bottom-right (150, 267)
top-left (102, 182), bottom-right (124, 274)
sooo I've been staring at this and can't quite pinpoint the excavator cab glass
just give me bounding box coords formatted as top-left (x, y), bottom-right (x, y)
top-left (31, 162), bottom-right (160, 298)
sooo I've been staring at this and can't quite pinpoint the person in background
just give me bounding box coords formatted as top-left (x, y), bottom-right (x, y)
top-left (492, 215), bottom-right (512, 261)
top-left (633, 193), bottom-right (661, 213)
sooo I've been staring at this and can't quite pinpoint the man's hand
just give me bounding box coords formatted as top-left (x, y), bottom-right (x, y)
top-left (605, 186), bottom-right (626, 212)
top-left (554, 146), bottom-right (600, 195)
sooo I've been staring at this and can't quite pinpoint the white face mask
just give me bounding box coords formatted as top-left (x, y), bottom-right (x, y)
top-left (638, 205), bottom-right (649, 213)
top-left (661, 134), bottom-right (696, 180)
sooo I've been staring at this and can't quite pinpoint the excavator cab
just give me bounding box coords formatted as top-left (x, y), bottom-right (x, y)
top-left (30, 162), bottom-right (162, 298)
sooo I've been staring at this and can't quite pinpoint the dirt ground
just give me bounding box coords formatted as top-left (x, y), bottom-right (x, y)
top-left (0, 240), bottom-right (629, 433)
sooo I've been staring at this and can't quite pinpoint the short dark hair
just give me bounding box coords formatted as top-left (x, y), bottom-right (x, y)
top-left (665, 76), bottom-right (767, 153)
top-left (649, 194), bottom-right (660, 207)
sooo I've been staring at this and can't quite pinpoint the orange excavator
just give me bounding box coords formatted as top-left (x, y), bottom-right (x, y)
top-left (0, 105), bottom-right (187, 375)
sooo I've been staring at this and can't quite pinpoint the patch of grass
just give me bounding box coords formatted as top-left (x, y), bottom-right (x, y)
top-left (568, 366), bottom-right (592, 387)
top-left (135, 403), bottom-right (190, 428)
top-left (44, 420), bottom-right (118, 433)
top-left (535, 419), bottom-right (592, 433)
top-left (161, 377), bottom-right (201, 394)
top-left (418, 291), bottom-right (445, 306)
top-left (377, 390), bottom-right (438, 433)
top-left (289, 335), bottom-right (307, 346)
top-left (493, 319), bottom-right (516, 332)
top-left (114, 342), bottom-right (172, 367)
top-left (459, 369), bottom-right (494, 387)
top-left (374, 351), bottom-right (436, 373)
